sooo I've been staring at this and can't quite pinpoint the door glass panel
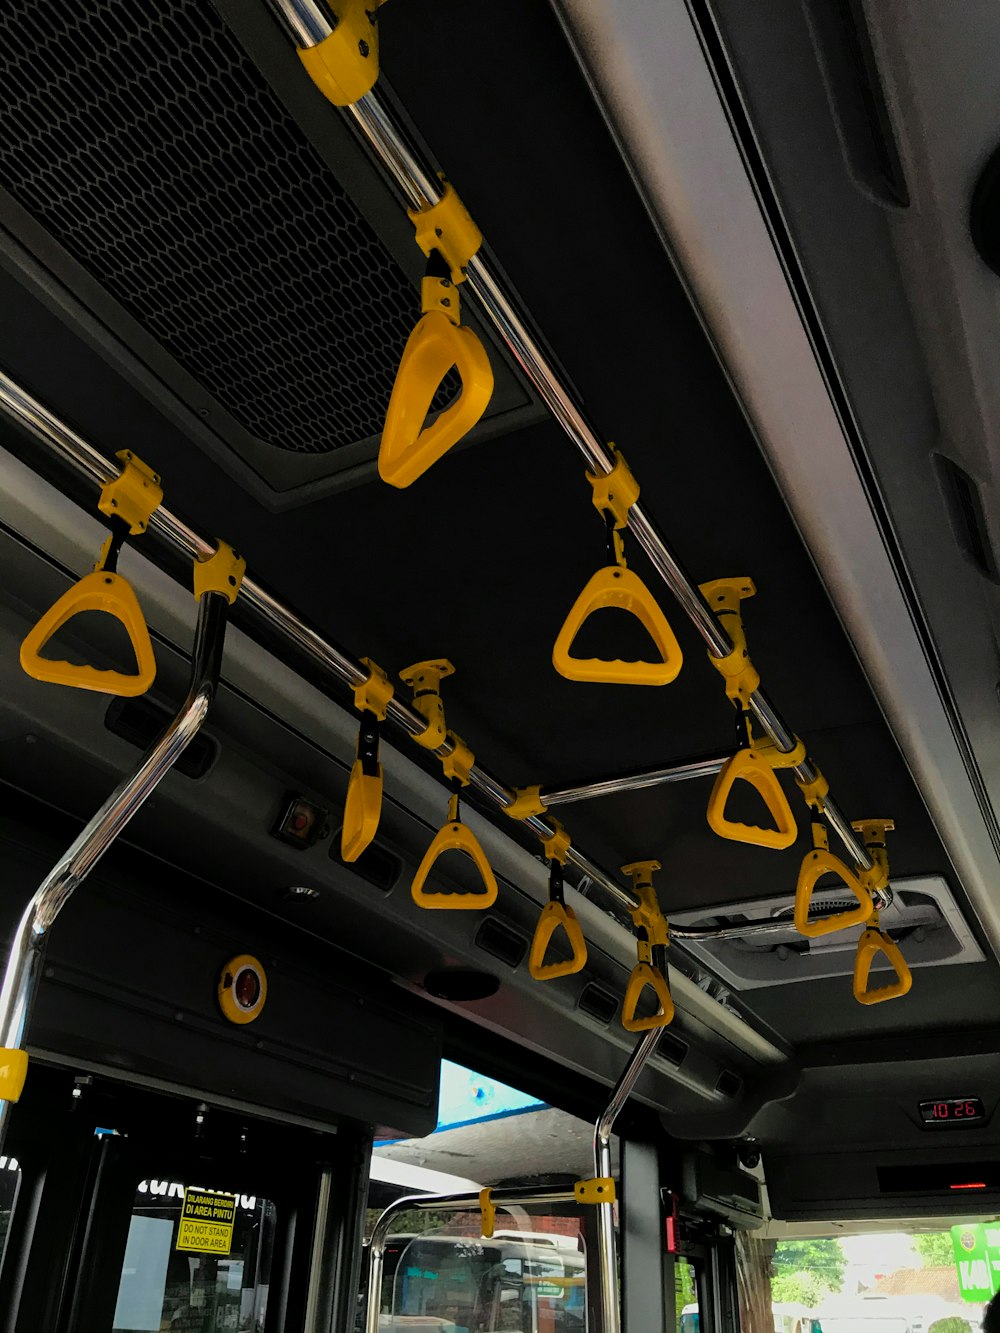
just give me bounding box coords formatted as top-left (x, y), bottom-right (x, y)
top-left (0, 1154), bottom-right (21, 1274)
top-left (111, 1178), bottom-right (276, 1333)
top-left (381, 1209), bottom-right (587, 1333)
top-left (676, 1258), bottom-right (699, 1333)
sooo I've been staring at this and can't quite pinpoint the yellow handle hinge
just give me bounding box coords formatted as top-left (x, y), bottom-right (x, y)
top-left (480, 1187), bottom-right (496, 1238)
top-left (98, 450), bottom-right (163, 535)
top-left (504, 785), bottom-right (547, 820)
top-left (574, 1177), bottom-right (616, 1205)
top-left (353, 658), bottom-right (394, 721)
top-left (409, 181), bottom-right (482, 285)
top-left (193, 540), bottom-right (246, 604)
top-left (588, 445), bottom-right (639, 530)
top-left (400, 658), bottom-right (454, 750)
top-left (698, 577), bottom-right (761, 707)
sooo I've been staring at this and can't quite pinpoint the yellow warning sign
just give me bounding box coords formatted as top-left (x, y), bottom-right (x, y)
top-left (175, 1189), bottom-right (236, 1255)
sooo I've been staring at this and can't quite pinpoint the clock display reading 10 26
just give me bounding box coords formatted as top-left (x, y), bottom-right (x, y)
top-left (918, 1097), bottom-right (986, 1126)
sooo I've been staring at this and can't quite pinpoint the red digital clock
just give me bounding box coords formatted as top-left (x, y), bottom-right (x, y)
top-left (918, 1098), bottom-right (985, 1126)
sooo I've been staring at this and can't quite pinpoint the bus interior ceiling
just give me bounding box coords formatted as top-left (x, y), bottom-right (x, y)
top-left (0, 0), bottom-right (998, 1272)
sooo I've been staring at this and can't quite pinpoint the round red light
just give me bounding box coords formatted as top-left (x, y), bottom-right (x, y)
top-left (234, 967), bottom-right (261, 1010)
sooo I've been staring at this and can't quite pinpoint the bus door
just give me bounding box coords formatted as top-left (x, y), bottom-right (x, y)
top-left (0, 1064), bottom-right (365, 1333)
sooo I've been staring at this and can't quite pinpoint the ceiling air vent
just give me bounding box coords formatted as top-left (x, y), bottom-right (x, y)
top-left (716, 1070), bottom-right (742, 1099)
top-left (0, 0), bottom-right (537, 506)
top-left (331, 834), bottom-right (401, 894)
top-left (650, 1030), bottom-right (688, 1069)
top-left (105, 697), bottom-right (216, 780)
top-left (578, 983), bottom-right (618, 1027)
top-left (936, 455), bottom-right (1000, 583)
top-left (475, 917), bottom-right (528, 970)
top-left (802, 0), bottom-right (909, 207)
top-left (670, 876), bottom-right (983, 990)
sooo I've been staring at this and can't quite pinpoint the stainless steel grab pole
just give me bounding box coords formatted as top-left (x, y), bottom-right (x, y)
top-left (0, 590), bottom-right (230, 1146)
top-left (265, 0), bottom-right (877, 882)
top-left (542, 753), bottom-right (733, 806)
top-left (365, 1187), bottom-right (576, 1333)
top-left (593, 1028), bottom-right (664, 1333)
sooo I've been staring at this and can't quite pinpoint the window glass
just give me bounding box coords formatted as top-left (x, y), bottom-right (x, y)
top-left (676, 1257), bottom-right (698, 1333)
top-left (111, 1179), bottom-right (276, 1333)
top-left (0, 1155), bottom-right (21, 1275)
top-left (383, 1210), bottom-right (587, 1333)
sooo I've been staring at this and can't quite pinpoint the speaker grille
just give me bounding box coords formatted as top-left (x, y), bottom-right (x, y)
top-left (0, 0), bottom-right (452, 454)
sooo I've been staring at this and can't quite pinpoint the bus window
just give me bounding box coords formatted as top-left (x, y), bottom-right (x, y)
top-left (111, 1180), bottom-right (276, 1333)
top-left (677, 1258), bottom-right (699, 1333)
top-left (383, 1220), bottom-right (587, 1333)
top-left (0, 1156), bottom-right (20, 1275)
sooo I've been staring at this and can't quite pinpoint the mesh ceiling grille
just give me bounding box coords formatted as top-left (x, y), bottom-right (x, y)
top-left (0, 0), bottom-right (450, 454)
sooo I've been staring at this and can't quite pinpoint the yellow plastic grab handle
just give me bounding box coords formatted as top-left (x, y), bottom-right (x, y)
top-left (341, 758), bottom-right (383, 863)
top-left (706, 747), bottom-right (797, 851)
top-left (529, 901), bottom-right (588, 981)
top-left (379, 310), bottom-right (494, 488)
top-left (20, 570), bottom-right (156, 697)
top-left (794, 840), bottom-right (874, 938)
top-left (411, 817), bottom-right (499, 910)
top-left (552, 565), bottom-right (683, 686)
top-left (853, 927), bottom-right (912, 1005)
top-left (621, 961), bottom-right (675, 1032)
top-left (0, 1047), bottom-right (28, 1103)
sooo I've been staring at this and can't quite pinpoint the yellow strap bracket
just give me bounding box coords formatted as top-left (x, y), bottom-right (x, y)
top-left (480, 1188), bottom-right (496, 1239)
top-left (699, 576), bottom-right (761, 707)
top-left (797, 767), bottom-right (830, 813)
top-left (622, 861), bottom-right (669, 953)
top-left (620, 862), bottom-right (675, 1031)
top-left (755, 735), bottom-right (807, 770)
top-left (410, 791), bottom-right (499, 911)
top-left (421, 273), bottom-right (461, 326)
top-left (504, 784), bottom-right (547, 820)
top-left (353, 657), bottom-right (394, 721)
top-left (441, 731), bottom-right (475, 787)
top-left (297, 0), bottom-right (384, 107)
top-left (574, 1177), bottom-right (616, 1205)
top-left (542, 819), bottom-right (571, 865)
top-left (852, 818), bottom-right (895, 896)
top-left (0, 1047), bottom-right (28, 1103)
top-left (193, 540), bottom-right (246, 604)
top-left (409, 180), bottom-right (483, 285)
top-left (853, 911), bottom-right (912, 1005)
top-left (794, 821), bottom-right (874, 937)
top-left (400, 659), bottom-right (454, 750)
top-left (588, 446), bottom-right (640, 530)
top-left (98, 450), bottom-right (162, 535)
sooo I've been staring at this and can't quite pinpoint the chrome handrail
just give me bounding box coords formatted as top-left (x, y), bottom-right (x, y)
top-left (0, 589), bottom-right (230, 1145)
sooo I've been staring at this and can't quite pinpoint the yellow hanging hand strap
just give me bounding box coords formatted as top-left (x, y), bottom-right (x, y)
top-left (20, 451), bottom-right (162, 697)
top-left (480, 1188), bottom-right (496, 1239)
top-left (410, 790), bottom-right (499, 911)
top-left (554, 447), bottom-right (683, 686)
top-left (342, 659), bottom-right (394, 865)
top-left (529, 821), bottom-right (588, 981)
top-left (854, 908), bottom-right (912, 1005)
top-left (0, 1047), bottom-right (29, 1103)
top-left (794, 821), bottom-right (874, 937)
top-left (379, 182), bottom-right (493, 489)
top-left (620, 861), bottom-right (674, 1032)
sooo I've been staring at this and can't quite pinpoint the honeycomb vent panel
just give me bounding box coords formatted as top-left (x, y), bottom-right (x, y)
top-left (0, 0), bottom-right (452, 453)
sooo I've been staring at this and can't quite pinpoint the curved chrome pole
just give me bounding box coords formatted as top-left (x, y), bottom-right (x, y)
top-left (0, 591), bottom-right (230, 1145)
top-left (593, 1029), bottom-right (663, 1333)
top-left (364, 1186), bottom-right (576, 1333)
